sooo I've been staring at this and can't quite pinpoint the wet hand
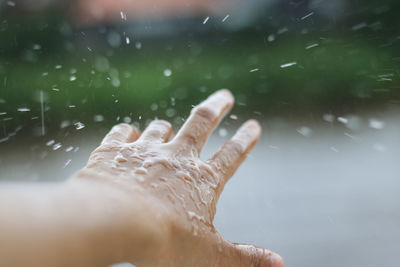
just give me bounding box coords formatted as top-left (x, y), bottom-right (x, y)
top-left (75, 90), bottom-right (283, 267)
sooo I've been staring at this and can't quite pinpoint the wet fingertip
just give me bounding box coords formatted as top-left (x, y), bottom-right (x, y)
top-left (242, 119), bottom-right (262, 136)
top-left (216, 89), bottom-right (234, 103)
top-left (269, 252), bottom-right (284, 267)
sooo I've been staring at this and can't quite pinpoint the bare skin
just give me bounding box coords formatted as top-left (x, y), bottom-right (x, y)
top-left (0, 90), bottom-right (283, 267)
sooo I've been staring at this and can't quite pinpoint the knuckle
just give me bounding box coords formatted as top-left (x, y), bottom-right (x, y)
top-left (152, 120), bottom-right (171, 129)
top-left (226, 140), bottom-right (245, 155)
top-left (193, 106), bottom-right (216, 122)
top-left (114, 123), bottom-right (132, 131)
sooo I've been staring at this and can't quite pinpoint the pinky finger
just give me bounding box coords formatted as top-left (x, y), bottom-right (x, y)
top-left (207, 120), bottom-right (261, 191)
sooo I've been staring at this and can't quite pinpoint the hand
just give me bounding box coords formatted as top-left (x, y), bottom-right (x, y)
top-left (75, 89), bottom-right (283, 267)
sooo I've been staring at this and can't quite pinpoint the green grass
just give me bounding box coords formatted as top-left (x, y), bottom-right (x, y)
top-left (0, 33), bottom-right (399, 133)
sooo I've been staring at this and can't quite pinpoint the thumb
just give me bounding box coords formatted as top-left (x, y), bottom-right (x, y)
top-left (231, 243), bottom-right (284, 267)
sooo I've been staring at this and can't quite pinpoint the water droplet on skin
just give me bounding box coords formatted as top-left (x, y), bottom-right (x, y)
top-left (187, 211), bottom-right (206, 223)
top-left (135, 168), bottom-right (147, 175)
top-left (136, 176), bottom-right (145, 182)
top-left (115, 154), bottom-right (128, 163)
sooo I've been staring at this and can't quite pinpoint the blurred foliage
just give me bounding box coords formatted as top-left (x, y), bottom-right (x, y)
top-left (0, 0), bottom-right (399, 136)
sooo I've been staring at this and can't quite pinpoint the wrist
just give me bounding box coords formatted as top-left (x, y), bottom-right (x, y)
top-left (67, 172), bottom-right (172, 265)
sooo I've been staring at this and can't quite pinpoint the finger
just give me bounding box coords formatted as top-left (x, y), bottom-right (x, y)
top-left (173, 89), bottom-right (234, 154)
top-left (101, 123), bottom-right (140, 145)
top-left (208, 120), bottom-right (261, 189)
top-left (231, 243), bottom-right (284, 267)
top-left (139, 120), bottom-right (174, 143)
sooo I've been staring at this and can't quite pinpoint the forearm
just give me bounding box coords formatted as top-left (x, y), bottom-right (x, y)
top-left (0, 176), bottom-right (169, 267)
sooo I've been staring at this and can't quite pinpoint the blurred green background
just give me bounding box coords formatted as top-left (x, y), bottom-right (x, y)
top-left (0, 0), bottom-right (399, 137)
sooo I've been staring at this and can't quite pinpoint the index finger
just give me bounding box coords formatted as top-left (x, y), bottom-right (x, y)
top-left (173, 89), bottom-right (234, 155)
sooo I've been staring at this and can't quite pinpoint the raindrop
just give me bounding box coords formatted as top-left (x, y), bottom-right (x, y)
top-left (323, 113), bottom-right (335, 123)
top-left (151, 103), bottom-right (158, 111)
top-left (123, 116), bottom-right (132, 123)
top-left (60, 120), bottom-right (71, 128)
top-left (163, 69), bottom-right (172, 77)
top-left (218, 128), bottom-right (228, 137)
top-left (280, 62), bottom-right (297, 68)
top-left (94, 114), bottom-right (104, 122)
top-left (74, 122), bottom-right (85, 130)
top-left (230, 114), bottom-right (238, 120)
top-left (107, 31), bottom-right (121, 48)
top-left (46, 140), bottom-right (55, 146)
top-left (53, 143), bottom-right (62, 150)
top-left (120, 11), bottom-right (127, 20)
top-left (296, 126), bottom-right (312, 137)
top-left (369, 119), bottom-right (384, 130)
top-left (165, 108), bottom-right (176, 118)
top-left (267, 34), bottom-right (275, 42)
top-left (63, 159), bottom-right (72, 168)
top-left (306, 43), bottom-right (319, 50)
top-left (203, 16), bottom-right (210, 24)
top-left (337, 117), bottom-right (348, 124)
top-left (17, 108), bottom-right (30, 112)
top-left (94, 56), bottom-right (110, 72)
